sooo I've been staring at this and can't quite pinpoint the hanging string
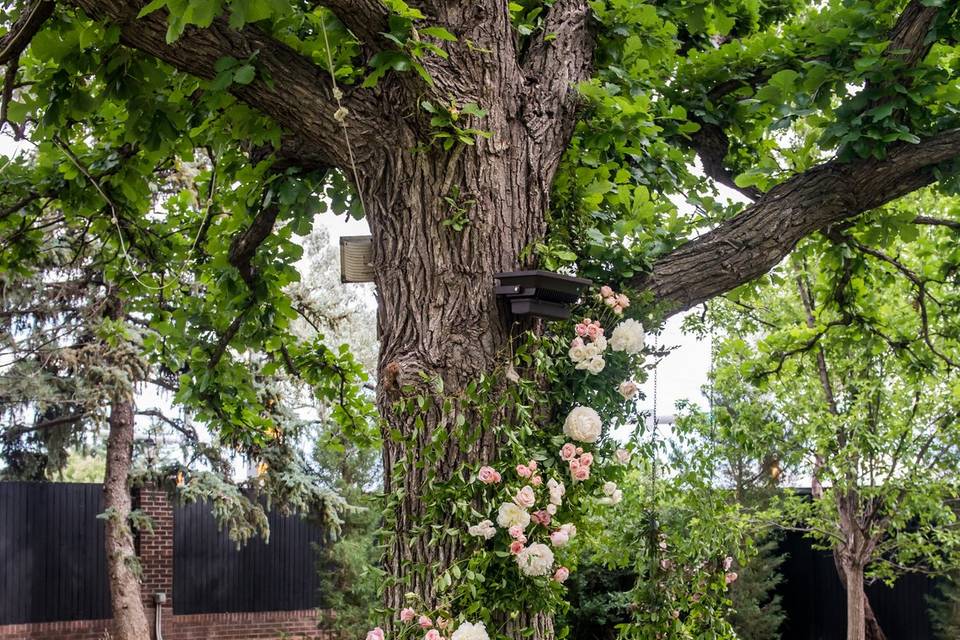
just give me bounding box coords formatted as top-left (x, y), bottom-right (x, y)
top-left (319, 10), bottom-right (368, 221)
top-left (708, 308), bottom-right (717, 440)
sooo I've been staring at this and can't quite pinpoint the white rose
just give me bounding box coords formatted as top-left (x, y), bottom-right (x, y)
top-left (618, 380), bottom-right (638, 399)
top-left (546, 503), bottom-right (557, 515)
top-left (593, 335), bottom-right (608, 351)
top-left (548, 479), bottom-right (565, 505)
top-left (497, 502), bottom-right (531, 529)
top-left (599, 489), bottom-right (623, 506)
top-left (585, 356), bottom-right (605, 374)
top-left (610, 319), bottom-right (645, 355)
top-left (615, 448), bottom-right (632, 464)
top-left (603, 481), bottom-right (618, 496)
top-left (568, 345), bottom-right (589, 363)
top-left (467, 519), bottom-right (496, 540)
top-left (563, 406), bottom-right (602, 443)
top-left (516, 542), bottom-right (555, 577)
top-left (451, 621), bottom-right (490, 640)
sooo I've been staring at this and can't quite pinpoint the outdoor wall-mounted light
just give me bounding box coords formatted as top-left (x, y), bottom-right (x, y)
top-left (494, 270), bottom-right (593, 320)
top-left (340, 235), bottom-right (375, 283)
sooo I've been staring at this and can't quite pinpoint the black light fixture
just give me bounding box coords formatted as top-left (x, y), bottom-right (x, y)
top-left (494, 270), bottom-right (592, 320)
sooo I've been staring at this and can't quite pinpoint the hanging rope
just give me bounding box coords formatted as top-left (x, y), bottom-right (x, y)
top-left (318, 10), bottom-right (368, 221)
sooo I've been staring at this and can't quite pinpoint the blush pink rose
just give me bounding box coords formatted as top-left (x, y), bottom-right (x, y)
top-left (514, 485), bottom-right (536, 508)
top-left (568, 458), bottom-right (581, 472)
top-left (510, 540), bottom-right (525, 555)
top-left (516, 464), bottom-right (532, 478)
top-left (725, 571), bottom-right (739, 585)
top-left (573, 466), bottom-right (590, 481)
top-left (560, 443), bottom-right (577, 461)
top-left (575, 323), bottom-right (589, 337)
top-left (579, 452), bottom-right (593, 467)
top-left (616, 293), bottom-right (630, 308)
top-left (366, 628), bottom-right (385, 640)
top-left (600, 285), bottom-right (614, 298)
top-left (528, 460), bottom-right (538, 471)
top-left (570, 336), bottom-right (585, 348)
top-left (424, 630), bottom-right (442, 640)
top-left (586, 324), bottom-right (601, 340)
top-left (508, 525), bottom-right (525, 540)
top-left (550, 530), bottom-right (570, 547)
top-left (554, 566), bottom-right (570, 583)
top-left (478, 466), bottom-right (501, 484)
top-left (400, 607), bottom-right (416, 623)
top-left (418, 615), bottom-right (433, 628)
top-left (531, 475), bottom-right (542, 486)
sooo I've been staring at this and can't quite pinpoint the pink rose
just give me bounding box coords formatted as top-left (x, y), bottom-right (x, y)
top-left (615, 448), bottom-right (631, 464)
top-left (424, 631), bottom-right (442, 640)
top-left (573, 466), bottom-right (590, 481)
top-left (418, 615), bottom-right (433, 629)
top-left (579, 452), bottom-right (593, 467)
top-left (586, 324), bottom-right (601, 340)
top-left (568, 458), bottom-right (581, 472)
top-left (575, 323), bottom-right (589, 337)
top-left (400, 607), bottom-right (416, 623)
top-left (532, 510), bottom-right (552, 526)
top-left (366, 628), bottom-right (385, 640)
top-left (725, 571), bottom-right (738, 585)
top-left (514, 485), bottom-right (536, 508)
top-left (576, 447), bottom-right (584, 455)
top-left (560, 443), bottom-right (577, 461)
top-left (510, 540), bottom-right (525, 555)
top-left (508, 525), bottom-right (525, 540)
top-left (616, 293), bottom-right (630, 308)
top-left (612, 304), bottom-right (624, 314)
top-left (478, 466), bottom-right (501, 484)
top-left (554, 566), bottom-right (570, 583)
top-left (723, 556), bottom-right (734, 571)
top-left (516, 464), bottom-right (532, 478)
top-left (437, 618), bottom-right (449, 630)
top-left (600, 285), bottom-right (614, 298)
top-left (550, 530), bottom-right (569, 547)
top-left (531, 475), bottom-right (542, 486)
top-left (528, 460), bottom-right (538, 471)
top-left (570, 336), bottom-right (585, 348)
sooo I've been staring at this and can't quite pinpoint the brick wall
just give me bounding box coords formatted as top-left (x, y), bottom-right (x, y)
top-left (0, 488), bottom-right (328, 640)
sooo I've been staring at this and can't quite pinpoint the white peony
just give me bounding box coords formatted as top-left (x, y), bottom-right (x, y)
top-left (563, 406), bottom-right (602, 443)
top-left (496, 502), bottom-right (531, 529)
top-left (610, 319), bottom-right (646, 354)
top-left (467, 519), bottom-right (496, 540)
top-left (450, 621), bottom-right (490, 640)
top-left (593, 335), bottom-right (608, 351)
top-left (516, 542), bottom-right (555, 577)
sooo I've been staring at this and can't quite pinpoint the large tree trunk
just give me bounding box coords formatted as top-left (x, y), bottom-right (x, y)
top-left (368, 123), bottom-right (557, 637)
top-left (104, 397), bottom-right (151, 640)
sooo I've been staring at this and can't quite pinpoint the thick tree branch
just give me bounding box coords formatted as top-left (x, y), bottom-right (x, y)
top-left (0, 0), bottom-right (54, 64)
top-left (66, 0), bottom-right (388, 170)
top-left (320, 0), bottom-right (391, 49)
top-left (638, 129), bottom-right (960, 315)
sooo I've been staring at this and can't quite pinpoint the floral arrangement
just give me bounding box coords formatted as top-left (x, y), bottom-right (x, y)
top-left (369, 285), bottom-right (649, 640)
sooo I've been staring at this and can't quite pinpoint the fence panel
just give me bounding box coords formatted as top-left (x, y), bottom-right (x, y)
top-left (0, 482), bottom-right (111, 625)
top-left (172, 499), bottom-right (325, 615)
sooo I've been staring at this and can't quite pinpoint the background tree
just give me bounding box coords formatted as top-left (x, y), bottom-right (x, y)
top-left (2, 1), bottom-right (960, 637)
top-left (701, 191), bottom-right (960, 640)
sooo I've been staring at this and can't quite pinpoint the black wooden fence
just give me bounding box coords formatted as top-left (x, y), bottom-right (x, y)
top-left (172, 499), bottom-right (325, 615)
top-left (0, 481), bottom-right (325, 625)
top-left (0, 482), bottom-right (111, 625)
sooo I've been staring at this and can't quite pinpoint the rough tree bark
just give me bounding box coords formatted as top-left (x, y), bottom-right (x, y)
top-left (104, 396), bottom-right (151, 640)
top-left (31, 0), bottom-right (958, 636)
